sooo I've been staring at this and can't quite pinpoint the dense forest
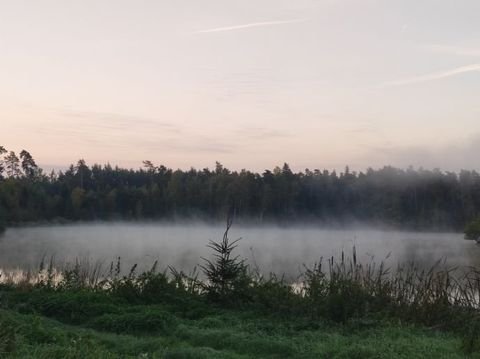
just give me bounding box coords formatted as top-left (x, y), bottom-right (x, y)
top-left (1, 146), bottom-right (480, 230)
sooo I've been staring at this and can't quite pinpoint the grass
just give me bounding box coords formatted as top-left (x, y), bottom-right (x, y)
top-left (0, 304), bottom-right (475, 358)
top-left (2, 222), bottom-right (480, 357)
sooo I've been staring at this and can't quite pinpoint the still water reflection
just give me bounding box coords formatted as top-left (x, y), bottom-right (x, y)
top-left (0, 223), bottom-right (478, 278)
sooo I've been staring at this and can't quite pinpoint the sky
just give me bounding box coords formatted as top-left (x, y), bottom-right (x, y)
top-left (1, 0), bottom-right (479, 173)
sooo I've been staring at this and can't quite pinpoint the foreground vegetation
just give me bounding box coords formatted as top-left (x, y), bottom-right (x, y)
top-left (0, 298), bottom-right (473, 358)
top-left (2, 222), bottom-right (480, 357)
top-left (2, 146), bottom-right (480, 229)
top-left (465, 217), bottom-right (480, 242)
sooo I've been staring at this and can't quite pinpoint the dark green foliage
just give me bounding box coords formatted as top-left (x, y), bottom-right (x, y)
top-left (175, 326), bottom-right (297, 357)
top-left (1, 146), bottom-right (480, 229)
top-left (0, 306), bottom-right (467, 358)
top-left (0, 318), bottom-right (16, 357)
top-left (247, 275), bottom-right (301, 315)
top-left (461, 318), bottom-right (480, 354)
top-left (9, 290), bottom-right (124, 323)
top-left (300, 251), bottom-right (479, 329)
top-left (303, 254), bottom-right (376, 322)
top-left (465, 217), bottom-right (480, 241)
top-left (162, 347), bottom-right (240, 359)
top-left (200, 218), bottom-right (251, 304)
top-left (89, 310), bottom-right (178, 334)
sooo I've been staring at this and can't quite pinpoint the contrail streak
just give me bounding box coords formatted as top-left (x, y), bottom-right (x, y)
top-left (195, 19), bottom-right (307, 34)
top-left (381, 63), bottom-right (480, 87)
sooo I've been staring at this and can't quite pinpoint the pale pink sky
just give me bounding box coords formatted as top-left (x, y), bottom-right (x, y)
top-left (1, 0), bottom-right (480, 172)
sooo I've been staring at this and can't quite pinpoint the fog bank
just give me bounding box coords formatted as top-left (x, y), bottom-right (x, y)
top-left (0, 222), bottom-right (477, 278)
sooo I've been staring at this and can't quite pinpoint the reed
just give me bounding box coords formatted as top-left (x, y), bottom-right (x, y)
top-left (2, 229), bottom-right (480, 335)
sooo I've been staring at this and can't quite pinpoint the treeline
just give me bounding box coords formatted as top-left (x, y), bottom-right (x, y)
top-left (1, 146), bottom-right (480, 230)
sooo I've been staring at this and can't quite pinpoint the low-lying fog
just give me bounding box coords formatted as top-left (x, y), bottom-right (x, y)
top-left (0, 223), bottom-right (478, 278)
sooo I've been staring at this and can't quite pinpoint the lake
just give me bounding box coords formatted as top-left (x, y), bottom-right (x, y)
top-left (0, 222), bottom-right (478, 278)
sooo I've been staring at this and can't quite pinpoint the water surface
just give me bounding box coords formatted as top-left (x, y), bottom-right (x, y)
top-left (0, 223), bottom-right (477, 278)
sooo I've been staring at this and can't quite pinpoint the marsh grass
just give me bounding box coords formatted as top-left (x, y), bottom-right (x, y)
top-left (3, 244), bottom-right (480, 323)
top-left (3, 247), bottom-right (480, 320)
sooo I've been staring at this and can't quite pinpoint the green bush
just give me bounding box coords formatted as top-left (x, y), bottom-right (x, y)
top-left (89, 310), bottom-right (178, 334)
top-left (26, 337), bottom-right (118, 359)
top-left (461, 319), bottom-right (480, 354)
top-left (200, 218), bottom-right (252, 305)
top-left (0, 319), bottom-right (16, 357)
top-left (465, 217), bottom-right (480, 241)
top-left (11, 291), bottom-right (123, 324)
top-left (248, 276), bottom-right (301, 315)
top-left (303, 256), bottom-right (377, 323)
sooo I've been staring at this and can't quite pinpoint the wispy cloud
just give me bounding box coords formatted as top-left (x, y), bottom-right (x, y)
top-left (380, 64), bottom-right (480, 88)
top-left (195, 18), bottom-right (307, 34)
top-left (426, 44), bottom-right (480, 57)
top-left (234, 126), bottom-right (291, 140)
top-left (27, 107), bottom-right (184, 152)
top-left (141, 135), bottom-right (237, 154)
top-left (60, 109), bottom-right (179, 132)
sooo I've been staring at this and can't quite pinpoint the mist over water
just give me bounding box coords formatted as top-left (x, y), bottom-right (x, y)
top-left (0, 223), bottom-right (478, 278)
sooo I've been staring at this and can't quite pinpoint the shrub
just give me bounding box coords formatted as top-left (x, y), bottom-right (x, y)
top-left (89, 310), bottom-right (178, 334)
top-left (200, 218), bottom-right (251, 305)
top-left (0, 318), bottom-right (16, 357)
top-left (14, 290), bottom-right (123, 324)
top-left (248, 274), bottom-right (301, 315)
top-left (465, 217), bottom-right (480, 241)
top-left (303, 253), bottom-right (376, 322)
